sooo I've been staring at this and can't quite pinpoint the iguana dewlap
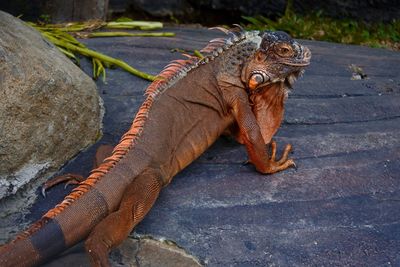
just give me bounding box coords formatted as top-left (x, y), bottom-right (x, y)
top-left (0, 28), bottom-right (310, 267)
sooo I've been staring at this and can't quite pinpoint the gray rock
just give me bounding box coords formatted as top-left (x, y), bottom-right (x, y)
top-left (41, 237), bottom-right (202, 267)
top-left (113, 237), bottom-right (202, 267)
top-left (0, 11), bottom-right (103, 199)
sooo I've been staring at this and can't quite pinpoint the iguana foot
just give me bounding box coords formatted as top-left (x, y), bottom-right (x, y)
top-left (256, 141), bottom-right (295, 174)
top-left (41, 174), bottom-right (85, 197)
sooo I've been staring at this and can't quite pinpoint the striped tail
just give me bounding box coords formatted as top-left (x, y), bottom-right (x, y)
top-left (0, 182), bottom-right (115, 266)
top-left (0, 218), bottom-right (69, 267)
top-left (0, 149), bottom-right (152, 267)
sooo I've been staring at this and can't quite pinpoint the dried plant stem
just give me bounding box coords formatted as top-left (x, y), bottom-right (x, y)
top-left (106, 21), bottom-right (163, 30)
top-left (42, 32), bottom-right (156, 81)
top-left (84, 32), bottom-right (175, 38)
top-left (28, 19), bottom-right (174, 81)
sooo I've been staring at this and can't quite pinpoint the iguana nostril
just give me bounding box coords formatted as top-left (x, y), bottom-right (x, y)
top-left (304, 47), bottom-right (312, 59)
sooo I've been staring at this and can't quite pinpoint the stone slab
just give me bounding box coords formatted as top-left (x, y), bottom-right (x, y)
top-left (2, 26), bottom-right (400, 266)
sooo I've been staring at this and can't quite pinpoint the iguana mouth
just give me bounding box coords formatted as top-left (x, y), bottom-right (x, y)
top-left (283, 61), bottom-right (310, 67)
top-left (279, 55), bottom-right (311, 67)
top-left (251, 70), bottom-right (303, 95)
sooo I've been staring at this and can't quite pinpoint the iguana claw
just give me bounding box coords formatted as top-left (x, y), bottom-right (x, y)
top-left (292, 161), bottom-right (298, 171)
top-left (41, 174), bottom-right (85, 198)
top-left (254, 141), bottom-right (296, 174)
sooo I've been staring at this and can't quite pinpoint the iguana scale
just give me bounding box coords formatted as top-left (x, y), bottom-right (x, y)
top-left (0, 28), bottom-right (311, 267)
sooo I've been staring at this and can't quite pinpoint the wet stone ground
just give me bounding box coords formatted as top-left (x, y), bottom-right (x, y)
top-left (4, 27), bottom-right (400, 266)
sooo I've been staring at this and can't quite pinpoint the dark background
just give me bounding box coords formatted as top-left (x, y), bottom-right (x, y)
top-left (0, 0), bottom-right (399, 24)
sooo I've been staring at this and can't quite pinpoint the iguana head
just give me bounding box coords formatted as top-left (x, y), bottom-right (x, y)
top-left (242, 31), bottom-right (311, 92)
top-left (242, 31), bottom-right (311, 144)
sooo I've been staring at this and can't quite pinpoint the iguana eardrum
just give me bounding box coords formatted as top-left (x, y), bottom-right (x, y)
top-left (0, 28), bottom-right (311, 267)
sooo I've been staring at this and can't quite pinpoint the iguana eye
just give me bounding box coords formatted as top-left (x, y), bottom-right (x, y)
top-left (275, 44), bottom-right (294, 57)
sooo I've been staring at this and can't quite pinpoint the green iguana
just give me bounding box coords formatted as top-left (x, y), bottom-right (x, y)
top-left (0, 28), bottom-right (311, 267)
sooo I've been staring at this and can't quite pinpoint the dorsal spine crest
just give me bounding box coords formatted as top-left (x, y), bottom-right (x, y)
top-left (145, 29), bottom-right (262, 104)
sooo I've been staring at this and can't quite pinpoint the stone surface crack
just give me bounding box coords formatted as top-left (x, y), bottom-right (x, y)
top-left (283, 115), bottom-right (400, 126)
top-left (289, 92), bottom-right (400, 99)
top-left (134, 237), bottom-right (141, 267)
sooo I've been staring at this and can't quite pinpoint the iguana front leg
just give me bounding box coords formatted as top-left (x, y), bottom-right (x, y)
top-left (229, 89), bottom-right (295, 174)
